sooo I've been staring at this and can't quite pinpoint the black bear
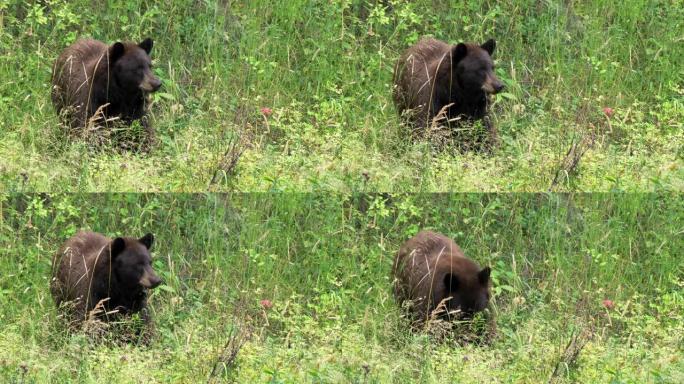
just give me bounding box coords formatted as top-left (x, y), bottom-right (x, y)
top-left (393, 230), bottom-right (491, 325)
top-left (51, 231), bottom-right (162, 330)
top-left (393, 38), bottom-right (503, 146)
top-left (51, 38), bottom-right (161, 141)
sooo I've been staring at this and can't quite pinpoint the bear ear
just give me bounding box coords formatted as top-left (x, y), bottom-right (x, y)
top-left (138, 38), bottom-right (153, 55)
top-left (478, 266), bottom-right (491, 285)
top-left (481, 39), bottom-right (496, 56)
top-left (109, 42), bottom-right (125, 63)
top-left (139, 233), bottom-right (154, 250)
top-left (110, 237), bottom-right (126, 259)
top-left (452, 43), bottom-right (468, 64)
top-left (444, 273), bottom-right (459, 292)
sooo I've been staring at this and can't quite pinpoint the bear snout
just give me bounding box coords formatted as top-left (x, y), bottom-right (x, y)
top-left (482, 75), bottom-right (504, 95)
top-left (140, 271), bottom-right (162, 289)
top-left (148, 275), bottom-right (162, 289)
top-left (140, 75), bottom-right (162, 93)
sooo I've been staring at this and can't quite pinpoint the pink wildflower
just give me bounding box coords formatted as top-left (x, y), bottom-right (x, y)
top-left (602, 299), bottom-right (614, 310)
top-left (260, 299), bottom-right (273, 310)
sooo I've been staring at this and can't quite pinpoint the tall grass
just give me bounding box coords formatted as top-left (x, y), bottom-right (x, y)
top-left (0, 1), bottom-right (682, 191)
top-left (0, 193), bottom-right (682, 382)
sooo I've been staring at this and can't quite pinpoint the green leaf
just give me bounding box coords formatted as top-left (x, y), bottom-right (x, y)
top-left (497, 92), bottom-right (518, 101)
top-left (158, 285), bottom-right (175, 293)
top-left (155, 92), bottom-right (176, 101)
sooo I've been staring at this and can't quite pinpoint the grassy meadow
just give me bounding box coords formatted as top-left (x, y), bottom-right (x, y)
top-left (0, 1), bottom-right (682, 192)
top-left (0, 193), bottom-right (682, 382)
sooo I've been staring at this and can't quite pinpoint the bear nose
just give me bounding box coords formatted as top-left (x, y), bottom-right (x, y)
top-left (493, 83), bottom-right (504, 93)
top-left (150, 78), bottom-right (162, 92)
top-left (149, 275), bottom-right (162, 289)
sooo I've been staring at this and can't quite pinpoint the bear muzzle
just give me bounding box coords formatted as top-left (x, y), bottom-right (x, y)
top-left (140, 270), bottom-right (162, 289)
top-left (140, 75), bottom-right (162, 93)
top-left (482, 75), bottom-right (504, 95)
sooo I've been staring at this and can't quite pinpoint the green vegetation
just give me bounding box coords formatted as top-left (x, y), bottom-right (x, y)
top-left (0, 1), bottom-right (682, 191)
top-left (1, 0), bottom-right (682, 381)
top-left (1, 193), bottom-right (682, 382)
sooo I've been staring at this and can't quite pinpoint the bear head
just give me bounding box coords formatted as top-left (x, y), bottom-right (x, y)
top-left (108, 233), bottom-right (162, 291)
top-left (439, 265), bottom-right (491, 320)
top-left (451, 39), bottom-right (504, 97)
top-left (108, 38), bottom-right (162, 93)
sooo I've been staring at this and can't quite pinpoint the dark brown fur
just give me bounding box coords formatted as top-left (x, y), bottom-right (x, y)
top-left (393, 38), bottom-right (503, 144)
top-left (51, 38), bottom-right (161, 139)
top-left (393, 230), bottom-right (491, 324)
top-left (51, 231), bottom-right (161, 327)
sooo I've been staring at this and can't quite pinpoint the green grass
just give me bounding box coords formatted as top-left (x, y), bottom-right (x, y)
top-left (0, 1), bottom-right (682, 192)
top-left (1, 1), bottom-right (682, 382)
top-left (1, 193), bottom-right (682, 382)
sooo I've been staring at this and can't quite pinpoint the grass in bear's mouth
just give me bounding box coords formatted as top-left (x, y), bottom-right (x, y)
top-left (0, 1), bottom-right (682, 192)
top-left (1, 193), bottom-right (683, 383)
